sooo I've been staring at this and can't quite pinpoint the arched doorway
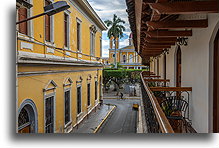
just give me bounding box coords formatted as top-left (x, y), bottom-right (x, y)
top-left (213, 29), bottom-right (219, 133)
top-left (176, 46), bottom-right (182, 87)
top-left (18, 99), bottom-right (38, 133)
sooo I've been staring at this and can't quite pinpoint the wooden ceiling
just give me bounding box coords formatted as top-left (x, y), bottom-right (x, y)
top-left (126, 0), bottom-right (219, 64)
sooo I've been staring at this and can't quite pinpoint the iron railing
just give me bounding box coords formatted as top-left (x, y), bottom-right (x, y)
top-left (140, 73), bottom-right (174, 133)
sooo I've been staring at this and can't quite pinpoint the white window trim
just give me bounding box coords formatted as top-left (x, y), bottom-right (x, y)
top-left (76, 84), bottom-right (82, 116)
top-left (27, 0), bottom-right (33, 38)
top-left (89, 25), bottom-right (97, 56)
top-left (64, 88), bottom-right (72, 128)
top-left (44, 0), bottom-right (55, 45)
top-left (17, 0), bottom-right (34, 41)
top-left (76, 18), bottom-right (82, 52)
top-left (44, 92), bottom-right (56, 133)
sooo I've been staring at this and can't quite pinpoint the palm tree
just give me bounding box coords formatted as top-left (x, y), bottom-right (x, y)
top-left (104, 14), bottom-right (126, 68)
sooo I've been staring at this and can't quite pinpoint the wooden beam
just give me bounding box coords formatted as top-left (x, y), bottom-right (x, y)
top-left (145, 41), bottom-right (176, 45)
top-left (135, 0), bottom-right (143, 53)
top-left (150, 0), bottom-right (169, 22)
top-left (145, 37), bottom-right (177, 43)
top-left (144, 79), bottom-right (170, 82)
top-left (142, 52), bottom-right (163, 55)
top-left (142, 48), bottom-right (164, 50)
top-left (142, 50), bottom-right (164, 52)
top-left (142, 47), bottom-right (165, 50)
top-left (145, 45), bottom-right (171, 48)
top-left (145, 42), bottom-right (173, 46)
top-left (144, 76), bottom-right (162, 78)
top-left (142, 51), bottom-right (164, 54)
top-left (145, 42), bottom-right (175, 46)
top-left (141, 48), bottom-right (163, 52)
top-left (142, 50), bottom-right (162, 53)
top-left (147, 19), bottom-right (208, 29)
top-left (149, 1), bottom-right (219, 15)
top-left (150, 87), bottom-right (192, 92)
top-left (146, 30), bottom-right (192, 38)
top-left (151, 10), bottom-right (161, 21)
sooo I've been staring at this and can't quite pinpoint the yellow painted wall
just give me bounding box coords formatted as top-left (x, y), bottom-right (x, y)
top-left (17, 0), bottom-right (103, 60)
top-left (109, 37), bottom-right (119, 49)
top-left (17, 0), bottom-right (105, 133)
top-left (18, 66), bottom-right (102, 133)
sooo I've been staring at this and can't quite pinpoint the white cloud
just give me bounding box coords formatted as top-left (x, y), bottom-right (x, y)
top-left (87, 0), bottom-right (132, 58)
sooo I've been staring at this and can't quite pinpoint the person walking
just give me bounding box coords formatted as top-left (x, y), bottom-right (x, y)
top-left (120, 92), bottom-right (124, 100)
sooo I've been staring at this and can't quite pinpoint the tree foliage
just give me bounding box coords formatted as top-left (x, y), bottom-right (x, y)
top-left (104, 14), bottom-right (126, 39)
top-left (103, 69), bottom-right (144, 92)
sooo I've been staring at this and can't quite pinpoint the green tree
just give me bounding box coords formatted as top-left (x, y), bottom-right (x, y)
top-left (103, 69), bottom-right (145, 95)
top-left (104, 14), bottom-right (126, 69)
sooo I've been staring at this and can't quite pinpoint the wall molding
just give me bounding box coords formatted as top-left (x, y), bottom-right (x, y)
top-left (18, 68), bottom-right (103, 77)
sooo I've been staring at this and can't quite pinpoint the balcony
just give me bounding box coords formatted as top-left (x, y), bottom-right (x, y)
top-left (140, 71), bottom-right (196, 133)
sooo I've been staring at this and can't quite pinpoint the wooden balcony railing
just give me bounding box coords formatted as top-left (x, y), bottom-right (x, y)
top-left (145, 79), bottom-right (170, 87)
top-left (141, 71), bottom-right (196, 133)
top-left (140, 72), bottom-right (174, 133)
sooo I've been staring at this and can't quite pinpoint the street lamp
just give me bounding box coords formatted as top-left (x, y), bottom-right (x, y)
top-left (16, 1), bottom-right (70, 25)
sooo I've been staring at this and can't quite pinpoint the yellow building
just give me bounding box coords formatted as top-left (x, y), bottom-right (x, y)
top-left (16, 0), bottom-right (107, 133)
top-left (109, 33), bottom-right (147, 69)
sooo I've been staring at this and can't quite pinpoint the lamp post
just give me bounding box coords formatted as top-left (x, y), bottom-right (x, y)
top-left (16, 1), bottom-right (70, 25)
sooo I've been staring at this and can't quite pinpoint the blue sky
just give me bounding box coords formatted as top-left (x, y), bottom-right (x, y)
top-left (87, 0), bottom-right (131, 57)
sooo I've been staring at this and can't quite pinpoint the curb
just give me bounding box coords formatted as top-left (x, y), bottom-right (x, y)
top-left (93, 105), bottom-right (116, 133)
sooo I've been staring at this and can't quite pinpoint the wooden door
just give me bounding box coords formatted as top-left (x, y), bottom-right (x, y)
top-left (176, 46), bottom-right (182, 87)
top-left (213, 29), bottom-right (219, 133)
top-left (18, 8), bottom-right (28, 35)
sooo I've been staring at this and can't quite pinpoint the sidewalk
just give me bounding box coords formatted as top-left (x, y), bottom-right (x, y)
top-left (71, 104), bottom-right (115, 133)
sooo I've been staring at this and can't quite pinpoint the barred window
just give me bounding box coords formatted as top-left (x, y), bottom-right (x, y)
top-left (64, 13), bottom-right (70, 48)
top-left (77, 22), bottom-right (81, 51)
top-left (45, 96), bottom-right (54, 133)
top-left (87, 83), bottom-right (91, 106)
top-left (18, 108), bottom-right (30, 127)
top-left (95, 81), bottom-right (98, 100)
top-left (77, 86), bottom-right (82, 114)
top-left (64, 90), bottom-right (70, 125)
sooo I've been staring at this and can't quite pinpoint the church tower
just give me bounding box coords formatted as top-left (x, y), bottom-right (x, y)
top-left (109, 36), bottom-right (119, 49)
top-left (129, 33), bottom-right (133, 46)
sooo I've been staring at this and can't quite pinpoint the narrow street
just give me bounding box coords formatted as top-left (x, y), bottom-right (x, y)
top-left (99, 99), bottom-right (140, 133)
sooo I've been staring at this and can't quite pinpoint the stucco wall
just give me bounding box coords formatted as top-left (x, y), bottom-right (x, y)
top-left (157, 13), bottom-right (219, 133)
top-left (159, 55), bottom-right (164, 79)
top-left (166, 46), bottom-right (176, 87)
top-left (181, 14), bottom-right (219, 133)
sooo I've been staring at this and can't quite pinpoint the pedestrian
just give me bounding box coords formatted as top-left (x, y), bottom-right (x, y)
top-left (134, 87), bottom-right (136, 96)
top-left (120, 92), bottom-right (123, 100)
